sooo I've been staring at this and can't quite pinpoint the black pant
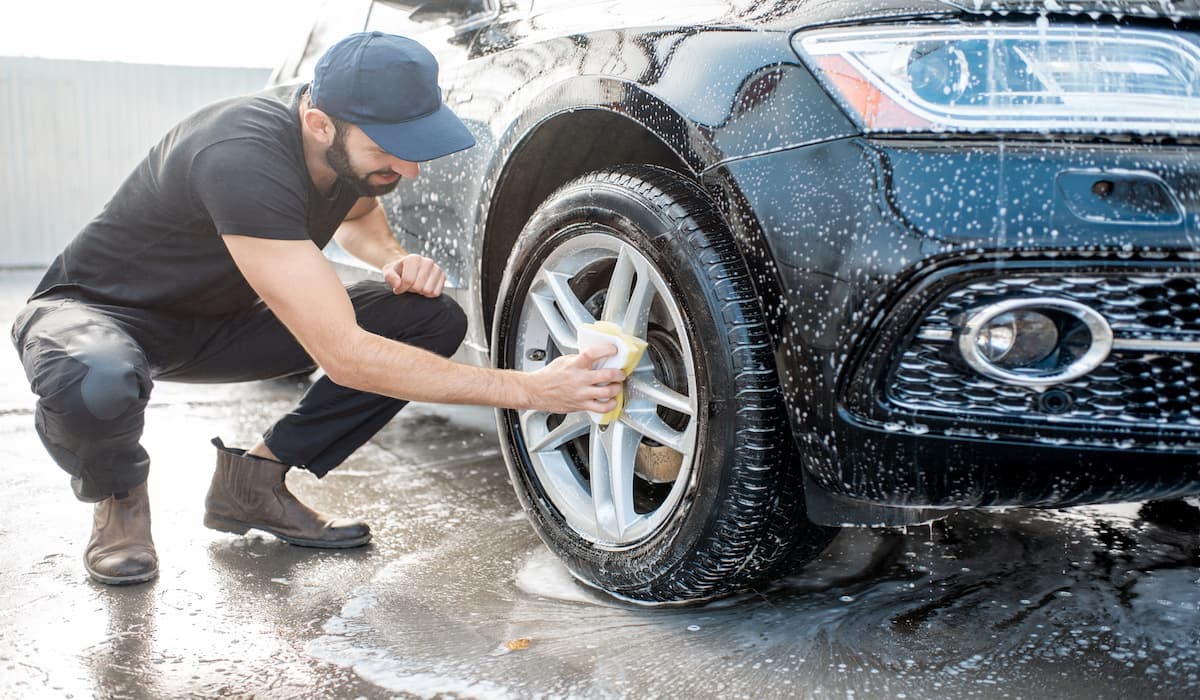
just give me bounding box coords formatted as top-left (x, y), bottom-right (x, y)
top-left (10, 281), bottom-right (467, 501)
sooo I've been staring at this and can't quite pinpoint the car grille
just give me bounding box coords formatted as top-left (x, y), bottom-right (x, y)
top-left (887, 272), bottom-right (1200, 430)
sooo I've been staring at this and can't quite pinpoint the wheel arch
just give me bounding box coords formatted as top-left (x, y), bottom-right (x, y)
top-left (479, 81), bottom-right (706, 336)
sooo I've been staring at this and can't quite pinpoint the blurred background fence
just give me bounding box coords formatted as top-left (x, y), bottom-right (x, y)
top-left (0, 57), bottom-right (270, 267)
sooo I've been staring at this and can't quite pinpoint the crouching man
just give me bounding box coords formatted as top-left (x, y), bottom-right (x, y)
top-left (10, 32), bottom-right (624, 585)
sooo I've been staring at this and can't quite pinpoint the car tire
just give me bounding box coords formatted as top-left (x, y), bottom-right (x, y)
top-left (492, 165), bottom-right (838, 603)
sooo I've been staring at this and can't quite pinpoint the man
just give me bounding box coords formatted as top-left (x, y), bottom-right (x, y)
top-left (10, 32), bottom-right (624, 585)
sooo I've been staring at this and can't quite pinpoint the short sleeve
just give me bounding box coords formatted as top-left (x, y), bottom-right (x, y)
top-left (191, 139), bottom-right (310, 240)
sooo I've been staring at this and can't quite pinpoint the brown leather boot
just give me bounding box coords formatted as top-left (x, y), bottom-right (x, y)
top-left (84, 481), bottom-right (158, 585)
top-left (203, 439), bottom-right (370, 548)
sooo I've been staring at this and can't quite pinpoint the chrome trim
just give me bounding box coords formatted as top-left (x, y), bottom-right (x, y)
top-left (1111, 337), bottom-right (1200, 354)
top-left (916, 328), bottom-right (954, 342)
top-left (919, 327), bottom-right (1200, 354)
top-left (957, 298), bottom-right (1114, 387)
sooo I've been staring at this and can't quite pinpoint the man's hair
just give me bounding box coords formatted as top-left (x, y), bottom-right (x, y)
top-left (327, 114), bottom-right (353, 139)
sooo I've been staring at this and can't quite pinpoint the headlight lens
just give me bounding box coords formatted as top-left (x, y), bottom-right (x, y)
top-left (792, 23), bottom-right (1200, 135)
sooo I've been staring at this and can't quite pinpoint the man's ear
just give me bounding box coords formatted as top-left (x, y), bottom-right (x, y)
top-left (302, 108), bottom-right (337, 146)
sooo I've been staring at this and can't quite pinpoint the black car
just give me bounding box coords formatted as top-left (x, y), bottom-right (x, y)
top-left (273, 0), bottom-right (1200, 604)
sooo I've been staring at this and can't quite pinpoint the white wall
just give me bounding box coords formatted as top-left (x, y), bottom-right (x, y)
top-left (0, 57), bottom-right (271, 266)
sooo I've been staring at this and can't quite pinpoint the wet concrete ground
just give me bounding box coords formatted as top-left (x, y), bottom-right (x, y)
top-left (0, 268), bottom-right (1198, 699)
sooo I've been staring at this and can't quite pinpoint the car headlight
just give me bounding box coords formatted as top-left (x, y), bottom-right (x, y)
top-left (792, 23), bottom-right (1200, 135)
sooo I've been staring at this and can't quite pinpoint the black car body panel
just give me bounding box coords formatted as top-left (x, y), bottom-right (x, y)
top-left (711, 135), bottom-right (1200, 511)
top-left (277, 0), bottom-right (1200, 533)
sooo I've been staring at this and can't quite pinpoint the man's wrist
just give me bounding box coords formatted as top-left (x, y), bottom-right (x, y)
top-left (502, 368), bottom-right (536, 411)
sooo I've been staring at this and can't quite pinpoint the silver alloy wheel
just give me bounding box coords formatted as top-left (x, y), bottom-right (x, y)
top-left (513, 231), bottom-right (699, 548)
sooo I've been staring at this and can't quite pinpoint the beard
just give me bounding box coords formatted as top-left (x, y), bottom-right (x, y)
top-left (325, 128), bottom-right (402, 197)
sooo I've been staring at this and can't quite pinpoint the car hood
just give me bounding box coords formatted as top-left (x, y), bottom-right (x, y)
top-left (940, 0), bottom-right (1200, 21)
top-left (720, 0), bottom-right (1200, 29)
top-left (519, 1), bottom-right (1200, 50)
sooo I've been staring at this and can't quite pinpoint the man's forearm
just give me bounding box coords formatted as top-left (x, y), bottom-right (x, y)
top-left (331, 328), bottom-right (533, 409)
top-left (324, 327), bottom-right (625, 415)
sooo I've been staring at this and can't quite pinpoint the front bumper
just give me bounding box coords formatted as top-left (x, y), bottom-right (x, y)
top-left (708, 136), bottom-right (1200, 514)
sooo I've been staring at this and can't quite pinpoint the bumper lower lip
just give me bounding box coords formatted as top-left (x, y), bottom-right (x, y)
top-left (805, 423), bottom-right (1200, 511)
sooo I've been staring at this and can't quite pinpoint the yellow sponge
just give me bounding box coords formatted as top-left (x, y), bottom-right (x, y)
top-left (577, 321), bottom-right (648, 424)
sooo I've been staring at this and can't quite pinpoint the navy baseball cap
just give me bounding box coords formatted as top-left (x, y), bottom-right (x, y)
top-left (310, 31), bottom-right (475, 162)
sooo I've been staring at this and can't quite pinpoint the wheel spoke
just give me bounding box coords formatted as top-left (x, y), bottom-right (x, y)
top-left (526, 411), bottom-right (590, 453)
top-left (529, 292), bottom-right (578, 354)
top-left (626, 375), bottom-right (694, 417)
top-left (520, 411), bottom-right (593, 527)
top-left (600, 245), bottom-right (636, 326)
top-left (589, 422), bottom-right (642, 542)
top-left (600, 244), bottom-right (658, 336)
top-left (532, 270), bottom-right (595, 353)
top-left (542, 269), bottom-right (595, 330)
top-left (620, 409), bottom-right (691, 454)
top-left (622, 271), bottom-right (656, 337)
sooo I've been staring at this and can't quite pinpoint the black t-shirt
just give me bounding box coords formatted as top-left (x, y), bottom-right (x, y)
top-left (33, 85), bottom-right (359, 316)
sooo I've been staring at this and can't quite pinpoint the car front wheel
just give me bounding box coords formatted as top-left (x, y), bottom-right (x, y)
top-left (492, 166), bottom-right (837, 604)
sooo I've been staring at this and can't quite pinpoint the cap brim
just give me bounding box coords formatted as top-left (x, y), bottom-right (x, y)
top-left (358, 103), bottom-right (476, 162)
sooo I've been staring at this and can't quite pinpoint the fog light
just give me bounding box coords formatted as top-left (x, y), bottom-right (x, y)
top-left (959, 298), bottom-right (1113, 386)
top-left (975, 310), bottom-right (1058, 368)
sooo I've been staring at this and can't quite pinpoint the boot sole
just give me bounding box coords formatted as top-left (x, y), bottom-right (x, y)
top-left (203, 513), bottom-right (371, 549)
top-left (83, 557), bottom-right (158, 585)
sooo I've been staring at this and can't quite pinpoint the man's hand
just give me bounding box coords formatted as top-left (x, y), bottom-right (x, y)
top-left (521, 344), bottom-right (628, 415)
top-left (383, 254), bottom-right (446, 298)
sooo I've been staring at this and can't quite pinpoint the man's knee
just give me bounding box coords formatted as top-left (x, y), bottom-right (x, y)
top-left (80, 353), bottom-right (149, 420)
top-left (352, 283), bottom-right (468, 357)
top-left (32, 352), bottom-right (148, 487)
top-left (404, 294), bottom-right (467, 357)
top-left (20, 313), bottom-right (151, 426)
top-left (433, 295), bottom-right (469, 354)
top-left (387, 294), bottom-right (467, 358)
top-left (39, 350), bottom-right (150, 429)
